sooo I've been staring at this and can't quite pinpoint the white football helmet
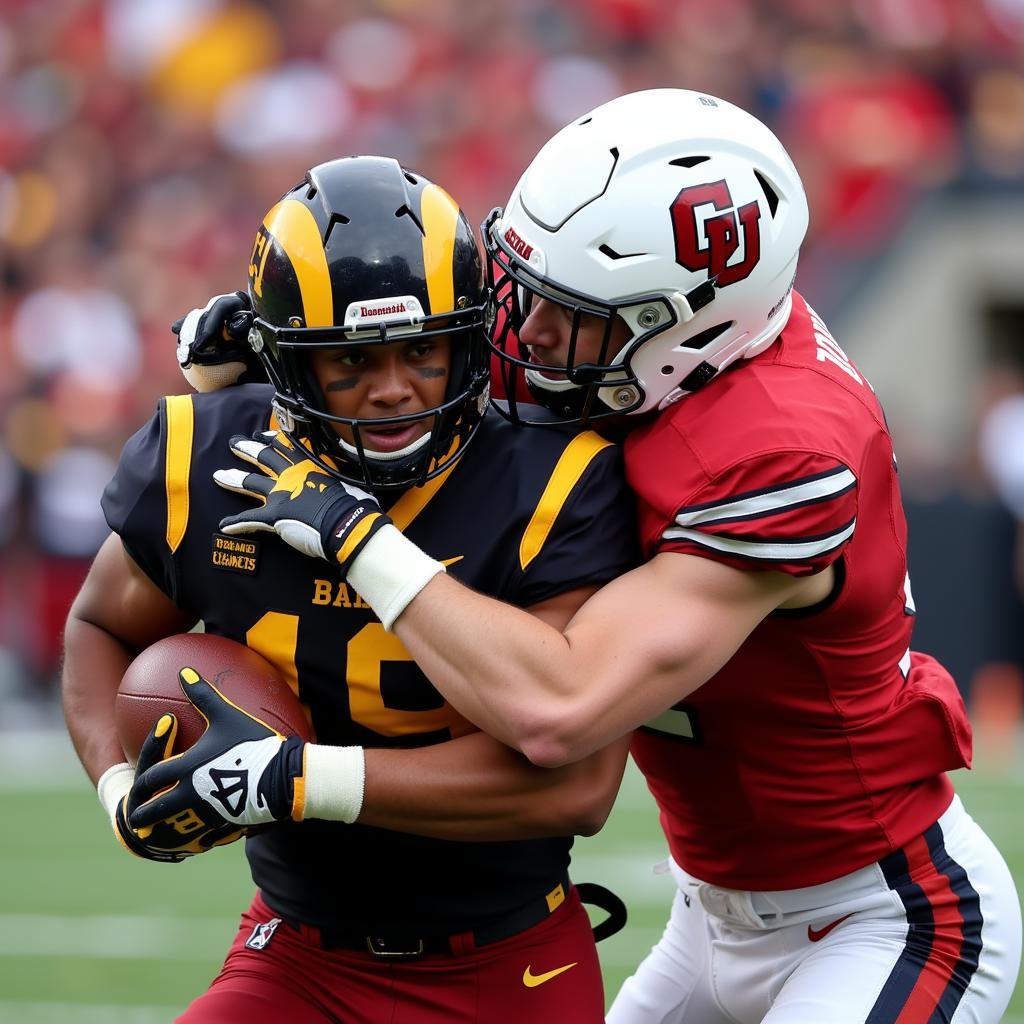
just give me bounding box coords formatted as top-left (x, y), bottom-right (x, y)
top-left (484, 88), bottom-right (809, 423)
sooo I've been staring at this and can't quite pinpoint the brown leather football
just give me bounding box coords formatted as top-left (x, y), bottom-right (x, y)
top-left (116, 633), bottom-right (313, 765)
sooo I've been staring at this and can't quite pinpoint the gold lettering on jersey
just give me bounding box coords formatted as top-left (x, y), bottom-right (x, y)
top-left (311, 578), bottom-right (370, 609)
top-left (211, 534), bottom-right (260, 574)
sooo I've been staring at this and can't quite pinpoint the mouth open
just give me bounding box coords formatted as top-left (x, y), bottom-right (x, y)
top-left (526, 349), bottom-right (569, 380)
top-left (359, 422), bottom-right (424, 453)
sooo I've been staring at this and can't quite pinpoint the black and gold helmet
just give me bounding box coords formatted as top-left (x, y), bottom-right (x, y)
top-left (246, 156), bottom-right (491, 490)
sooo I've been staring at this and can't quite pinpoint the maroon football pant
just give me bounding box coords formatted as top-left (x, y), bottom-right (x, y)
top-left (177, 888), bottom-right (605, 1023)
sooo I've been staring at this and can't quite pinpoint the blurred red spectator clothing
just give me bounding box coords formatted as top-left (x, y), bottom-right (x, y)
top-left (34, 555), bottom-right (91, 684)
top-left (567, 0), bottom-right (672, 41)
top-left (783, 68), bottom-right (958, 244)
top-left (3, 550), bottom-right (90, 690)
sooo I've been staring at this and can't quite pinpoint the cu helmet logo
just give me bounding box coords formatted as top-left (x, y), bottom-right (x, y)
top-left (670, 180), bottom-right (761, 287)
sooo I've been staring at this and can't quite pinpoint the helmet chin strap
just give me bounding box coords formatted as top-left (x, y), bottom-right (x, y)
top-left (524, 330), bottom-right (639, 411)
top-left (524, 366), bottom-right (579, 393)
top-left (336, 431), bottom-right (432, 464)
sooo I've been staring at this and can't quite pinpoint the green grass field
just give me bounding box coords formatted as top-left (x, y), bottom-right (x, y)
top-left (1, 727), bottom-right (1021, 1022)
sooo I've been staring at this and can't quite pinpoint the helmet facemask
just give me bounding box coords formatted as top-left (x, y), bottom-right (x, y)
top-left (251, 309), bottom-right (490, 490)
top-left (485, 207), bottom-right (690, 426)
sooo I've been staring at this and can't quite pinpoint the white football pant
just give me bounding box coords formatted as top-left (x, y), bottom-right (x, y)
top-left (607, 796), bottom-right (1020, 1024)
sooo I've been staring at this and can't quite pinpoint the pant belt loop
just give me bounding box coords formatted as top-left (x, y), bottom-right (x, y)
top-left (447, 930), bottom-right (476, 956)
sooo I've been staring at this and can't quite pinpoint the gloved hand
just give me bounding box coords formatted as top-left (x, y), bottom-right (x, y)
top-left (128, 668), bottom-right (307, 842)
top-left (213, 431), bottom-right (391, 572)
top-left (112, 710), bottom-right (245, 861)
top-left (173, 291), bottom-right (263, 392)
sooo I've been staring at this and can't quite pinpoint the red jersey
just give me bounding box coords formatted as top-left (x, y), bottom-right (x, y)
top-left (626, 291), bottom-right (972, 891)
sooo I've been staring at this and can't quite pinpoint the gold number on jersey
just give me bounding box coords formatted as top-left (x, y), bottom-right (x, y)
top-left (348, 623), bottom-right (467, 737)
top-left (246, 612), bottom-right (300, 697)
top-left (245, 612), bottom-right (468, 739)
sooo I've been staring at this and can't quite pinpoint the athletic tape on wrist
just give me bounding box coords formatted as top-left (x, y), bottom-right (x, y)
top-left (97, 762), bottom-right (135, 821)
top-left (346, 524), bottom-right (445, 631)
top-left (303, 745), bottom-right (366, 824)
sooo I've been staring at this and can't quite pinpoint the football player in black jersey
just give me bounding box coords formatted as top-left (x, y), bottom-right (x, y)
top-left (61, 157), bottom-right (636, 1023)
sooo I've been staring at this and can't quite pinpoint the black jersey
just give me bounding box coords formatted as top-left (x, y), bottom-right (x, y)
top-left (102, 384), bottom-right (637, 934)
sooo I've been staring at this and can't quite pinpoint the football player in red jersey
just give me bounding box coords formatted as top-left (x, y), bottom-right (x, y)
top-left (176, 91), bottom-right (1022, 1023)
top-left (63, 157), bottom-right (636, 1023)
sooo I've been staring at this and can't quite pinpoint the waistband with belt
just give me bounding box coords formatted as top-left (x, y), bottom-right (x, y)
top-left (673, 795), bottom-right (964, 930)
top-left (273, 874), bottom-right (573, 958)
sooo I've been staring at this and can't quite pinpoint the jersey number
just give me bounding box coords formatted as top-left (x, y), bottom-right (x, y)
top-left (246, 612), bottom-right (468, 738)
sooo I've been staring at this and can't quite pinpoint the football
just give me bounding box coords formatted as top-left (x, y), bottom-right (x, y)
top-left (116, 633), bottom-right (312, 765)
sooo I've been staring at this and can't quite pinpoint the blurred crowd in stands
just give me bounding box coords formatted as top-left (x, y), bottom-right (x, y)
top-left (2, 0), bottom-right (1024, 714)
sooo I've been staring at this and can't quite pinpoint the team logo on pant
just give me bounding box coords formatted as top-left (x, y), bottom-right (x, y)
top-left (245, 917), bottom-right (282, 950)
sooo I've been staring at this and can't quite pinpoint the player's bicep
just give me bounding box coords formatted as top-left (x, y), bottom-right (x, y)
top-left (563, 551), bottom-right (808, 728)
top-left (70, 534), bottom-right (195, 650)
top-left (524, 584), bottom-right (602, 630)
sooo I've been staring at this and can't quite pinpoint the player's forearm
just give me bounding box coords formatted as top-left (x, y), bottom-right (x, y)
top-left (393, 575), bottom-right (604, 765)
top-left (394, 559), bottom-right (748, 766)
top-left (61, 614), bottom-right (135, 784)
top-left (357, 732), bottom-right (629, 840)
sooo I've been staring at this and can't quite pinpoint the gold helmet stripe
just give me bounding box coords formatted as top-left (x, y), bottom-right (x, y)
top-left (261, 198), bottom-right (333, 327)
top-left (519, 431), bottom-right (615, 571)
top-left (164, 394), bottom-right (195, 553)
top-left (419, 183), bottom-right (459, 315)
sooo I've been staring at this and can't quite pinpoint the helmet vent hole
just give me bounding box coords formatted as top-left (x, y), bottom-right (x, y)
top-left (578, 116), bottom-right (592, 125)
top-left (754, 171), bottom-right (779, 216)
top-left (404, 172), bottom-right (419, 185)
top-left (323, 213), bottom-right (351, 245)
top-left (599, 243), bottom-right (647, 261)
top-left (395, 204), bottom-right (425, 233)
top-left (661, 365), bottom-right (674, 375)
top-left (680, 321), bottom-right (733, 350)
top-left (669, 156), bottom-right (710, 168)
top-left (306, 185), bottom-right (318, 200)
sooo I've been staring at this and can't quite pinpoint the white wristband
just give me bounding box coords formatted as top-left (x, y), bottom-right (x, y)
top-left (302, 744), bottom-right (366, 824)
top-left (97, 762), bottom-right (134, 821)
top-left (181, 360), bottom-right (248, 393)
top-left (347, 523), bottom-right (445, 630)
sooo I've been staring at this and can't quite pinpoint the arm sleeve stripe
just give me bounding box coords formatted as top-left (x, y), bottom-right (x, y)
top-left (662, 516), bottom-right (856, 562)
top-left (519, 431), bottom-right (614, 571)
top-left (675, 466), bottom-right (856, 528)
top-left (164, 395), bottom-right (195, 554)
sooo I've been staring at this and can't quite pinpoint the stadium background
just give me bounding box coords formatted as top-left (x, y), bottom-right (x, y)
top-left (1, 0), bottom-right (1023, 1019)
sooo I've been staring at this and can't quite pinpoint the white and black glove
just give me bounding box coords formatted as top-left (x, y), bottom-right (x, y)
top-left (130, 668), bottom-right (365, 832)
top-left (214, 431), bottom-right (392, 569)
top-left (214, 431), bottom-right (446, 629)
top-left (108, 715), bottom-right (243, 862)
top-left (173, 291), bottom-right (263, 392)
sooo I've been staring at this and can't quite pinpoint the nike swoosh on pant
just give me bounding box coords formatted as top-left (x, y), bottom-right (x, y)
top-left (807, 912), bottom-right (856, 942)
top-left (522, 962), bottom-right (579, 987)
